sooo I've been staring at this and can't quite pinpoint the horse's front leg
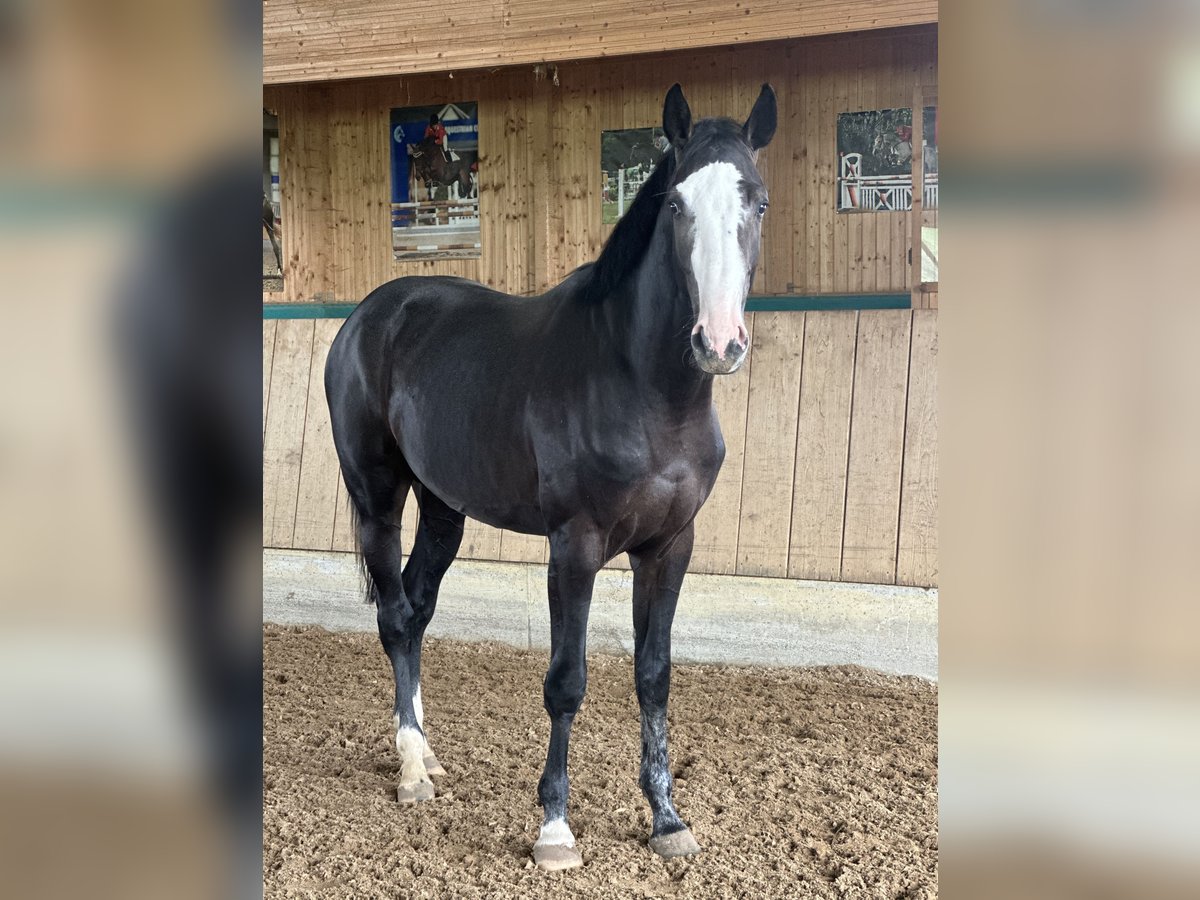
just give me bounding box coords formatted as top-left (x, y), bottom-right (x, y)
top-left (533, 525), bottom-right (602, 871)
top-left (629, 521), bottom-right (701, 858)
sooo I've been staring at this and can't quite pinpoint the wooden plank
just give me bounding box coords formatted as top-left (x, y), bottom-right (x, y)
top-left (263, 319), bottom-right (316, 547)
top-left (859, 43), bottom-right (878, 293)
top-left (801, 44), bottom-right (820, 294)
top-left (910, 83), bottom-right (925, 308)
top-left (263, 321), bottom-right (278, 441)
top-left (527, 83), bottom-right (553, 293)
top-left (292, 319), bottom-right (342, 550)
top-left (400, 487), bottom-right (419, 561)
top-left (873, 37), bottom-right (894, 291)
top-left (478, 75), bottom-right (503, 290)
top-left (460, 519), bottom-right (503, 561)
top-left (692, 315), bottom-right (756, 574)
top-left (500, 530), bottom-right (549, 564)
top-left (816, 40), bottom-right (835, 293)
top-left (846, 38), bottom-right (863, 295)
top-left (788, 310), bottom-right (857, 580)
top-left (564, 71), bottom-right (590, 275)
top-left (840, 309), bottom-right (912, 584)
top-left (832, 47), bottom-right (850, 295)
top-left (735, 312), bottom-right (805, 577)
top-left (265, 2), bottom-right (939, 85)
top-left (896, 309), bottom-right (937, 585)
top-left (763, 44), bottom-right (794, 294)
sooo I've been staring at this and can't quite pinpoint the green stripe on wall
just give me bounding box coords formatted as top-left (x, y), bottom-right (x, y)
top-left (747, 294), bottom-right (910, 312)
top-left (264, 302), bottom-right (359, 319)
top-left (263, 293), bottom-right (910, 320)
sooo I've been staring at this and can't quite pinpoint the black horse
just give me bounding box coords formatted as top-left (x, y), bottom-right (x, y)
top-left (326, 83), bottom-right (776, 870)
top-left (409, 136), bottom-right (475, 201)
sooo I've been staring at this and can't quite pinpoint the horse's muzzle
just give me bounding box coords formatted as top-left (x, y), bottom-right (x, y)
top-left (691, 326), bottom-right (749, 375)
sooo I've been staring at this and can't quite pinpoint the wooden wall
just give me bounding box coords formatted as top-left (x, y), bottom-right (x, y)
top-left (264, 1), bottom-right (937, 84)
top-left (263, 26), bottom-right (938, 302)
top-left (263, 308), bottom-right (938, 587)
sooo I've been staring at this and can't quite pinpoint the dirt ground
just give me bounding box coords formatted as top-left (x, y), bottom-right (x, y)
top-left (264, 625), bottom-right (938, 899)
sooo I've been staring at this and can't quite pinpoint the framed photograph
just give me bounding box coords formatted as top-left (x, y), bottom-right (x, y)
top-left (600, 126), bottom-right (669, 224)
top-left (390, 102), bottom-right (480, 259)
top-left (837, 107), bottom-right (938, 212)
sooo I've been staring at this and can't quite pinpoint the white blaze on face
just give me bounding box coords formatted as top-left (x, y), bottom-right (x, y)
top-left (676, 161), bottom-right (750, 358)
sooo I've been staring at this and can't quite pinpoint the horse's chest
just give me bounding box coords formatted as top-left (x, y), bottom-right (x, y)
top-left (573, 430), bottom-right (722, 532)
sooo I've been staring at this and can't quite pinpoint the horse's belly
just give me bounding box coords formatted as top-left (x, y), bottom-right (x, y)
top-left (399, 413), bottom-right (545, 533)
top-left (458, 501), bottom-right (546, 536)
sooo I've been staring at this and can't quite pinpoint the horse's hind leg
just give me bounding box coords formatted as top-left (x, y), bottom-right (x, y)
top-left (401, 485), bottom-right (465, 778)
top-left (346, 464), bottom-right (437, 803)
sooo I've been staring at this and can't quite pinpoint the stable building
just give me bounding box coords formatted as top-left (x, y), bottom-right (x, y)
top-left (262, 1), bottom-right (939, 674)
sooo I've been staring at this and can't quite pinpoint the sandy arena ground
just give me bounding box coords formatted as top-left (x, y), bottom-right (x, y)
top-left (264, 624), bottom-right (938, 899)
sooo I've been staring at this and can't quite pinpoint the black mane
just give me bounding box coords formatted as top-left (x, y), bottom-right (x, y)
top-left (570, 149), bottom-right (677, 304)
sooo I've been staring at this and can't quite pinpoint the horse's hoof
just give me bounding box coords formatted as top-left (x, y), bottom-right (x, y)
top-left (396, 778), bottom-right (435, 804)
top-left (649, 827), bottom-right (701, 858)
top-left (423, 752), bottom-right (446, 778)
top-left (533, 843), bottom-right (583, 871)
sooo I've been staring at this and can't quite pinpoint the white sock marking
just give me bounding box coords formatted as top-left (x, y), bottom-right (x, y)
top-left (413, 685), bottom-right (424, 729)
top-left (535, 817), bottom-right (576, 848)
top-left (394, 722), bottom-right (428, 785)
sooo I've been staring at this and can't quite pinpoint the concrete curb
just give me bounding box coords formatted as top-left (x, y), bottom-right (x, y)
top-left (264, 549), bottom-right (938, 680)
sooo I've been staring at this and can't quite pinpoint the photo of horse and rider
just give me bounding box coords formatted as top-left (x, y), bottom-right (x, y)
top-left (390, 102), bottom-right (481, 260)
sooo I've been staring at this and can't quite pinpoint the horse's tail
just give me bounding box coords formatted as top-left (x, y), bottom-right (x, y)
top-left (344, 500), bottom-right (379, 606)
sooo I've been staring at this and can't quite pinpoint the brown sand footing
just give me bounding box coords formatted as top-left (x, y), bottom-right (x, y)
top-left (264, 624), bottom-right (938, 899)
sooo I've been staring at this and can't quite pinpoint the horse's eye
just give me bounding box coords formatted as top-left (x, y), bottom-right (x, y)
top-left (668, 201), bottom-right (682, 216)
top-left (757, 201), bottom-right (769, 216)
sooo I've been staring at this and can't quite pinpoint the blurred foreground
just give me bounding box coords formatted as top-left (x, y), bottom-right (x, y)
top-left (941, 2), bottom-right (1200, 898)
top-left (0, 2), bottom-right (260, 898)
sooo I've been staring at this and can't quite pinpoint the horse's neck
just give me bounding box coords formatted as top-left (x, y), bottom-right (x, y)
top-left (614, 221), bottom-right (712, 408)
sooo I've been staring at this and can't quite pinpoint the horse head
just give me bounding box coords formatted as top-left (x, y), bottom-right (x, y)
top-left (661, 83), bottom-right (776, 375)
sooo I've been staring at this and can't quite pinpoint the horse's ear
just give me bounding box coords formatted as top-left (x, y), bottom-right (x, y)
top-left (663, 83), bottom-right (692, 148)
top-left (743, 83), bottom-right (777, 151)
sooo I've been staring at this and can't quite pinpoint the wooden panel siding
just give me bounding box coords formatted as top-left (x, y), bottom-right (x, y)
top-left (788, 310), bottom-right (857, 581)
top-left (896, 309), bottom-right (938, 585)
top-left (265, 309), bottom-right (938, 587)
top-left (262, 319), bottom-right (316, 547)
top-left (840, 309), bottom-right (912, 583)
top-left (263, 27), bottom-right (937, 304)
top-left (291, 320), bottom-right (342, 551)
top-left (264, 1), bottom-right (938, 85)
top-left (736, 312), bottom-right (805, 578)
